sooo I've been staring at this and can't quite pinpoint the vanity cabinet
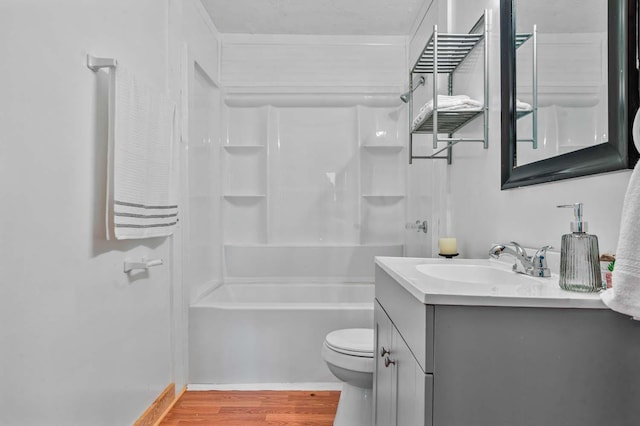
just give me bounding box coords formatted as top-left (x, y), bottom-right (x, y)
top-left (374, 263), bottom-right (640, 426)
top-left (374, 301), bottom-right (433, 426)
top-left (373, 300), bottom-right (393, 425)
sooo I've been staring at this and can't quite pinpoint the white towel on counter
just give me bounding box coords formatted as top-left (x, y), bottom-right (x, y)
top-left (412, 95), bottom-right (483, 130)
top-left (601, 110), bottom-right (640, 317)
top-left (106, 66), bottom-right (178, 240)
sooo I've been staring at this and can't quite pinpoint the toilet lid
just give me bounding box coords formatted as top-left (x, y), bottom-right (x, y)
top-left (325, 328), bottom-right (373, 357)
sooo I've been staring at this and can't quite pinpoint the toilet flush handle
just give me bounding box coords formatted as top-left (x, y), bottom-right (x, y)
top-left (380, 347), bottom-right (391, 357)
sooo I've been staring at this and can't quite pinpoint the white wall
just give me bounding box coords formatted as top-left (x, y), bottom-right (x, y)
top-left (220, 34), bottom-right (406, 90)
top-left (410, 0), bottom-right (632, 259)
top-left (0, 0), bottom-right (219, 423)
top-left (169, 0), bottom-right (222, 393)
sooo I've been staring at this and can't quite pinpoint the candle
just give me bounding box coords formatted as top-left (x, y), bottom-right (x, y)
top-left (439, 237), bottom-right (457, 255)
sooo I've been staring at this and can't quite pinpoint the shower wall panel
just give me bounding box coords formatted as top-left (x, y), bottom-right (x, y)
top-left (270, 107), bottom-right (360, 244)
top-left (217, 36), bottom-right (411, 280)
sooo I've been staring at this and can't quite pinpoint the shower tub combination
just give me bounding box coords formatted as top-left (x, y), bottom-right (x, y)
top-left (189, 282), bottom-right (374, 386)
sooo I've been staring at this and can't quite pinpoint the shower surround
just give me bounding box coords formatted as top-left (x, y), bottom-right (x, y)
top-left (185, 36), bottom-right (421, 385)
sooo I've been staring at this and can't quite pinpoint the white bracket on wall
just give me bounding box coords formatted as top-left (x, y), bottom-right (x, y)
top-left (86, 54), bottom-right (118, 72)
top-left (123, 258), bottom-right (163, 273)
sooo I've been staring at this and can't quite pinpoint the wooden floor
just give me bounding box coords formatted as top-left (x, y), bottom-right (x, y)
top-left (159, 390), bottom-right (340, 426)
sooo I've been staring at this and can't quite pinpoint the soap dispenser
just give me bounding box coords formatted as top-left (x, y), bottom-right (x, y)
top-left (557, 203), bottom-right (602, 292)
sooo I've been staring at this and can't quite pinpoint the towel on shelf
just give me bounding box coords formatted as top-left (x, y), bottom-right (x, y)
top-left (412, 95), bottom-right (483, 130)
top-left (601, 110), bottom-right (640, 316)
top-left (106, 66), bottom-right (178, 240)
top-left (516, 99), bottom-right (533, 111)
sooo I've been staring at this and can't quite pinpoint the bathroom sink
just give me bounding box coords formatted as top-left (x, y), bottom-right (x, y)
top-left (375, 257), bottom-right (603, 308)
top-left (415, 262), bottom-right (540, 285)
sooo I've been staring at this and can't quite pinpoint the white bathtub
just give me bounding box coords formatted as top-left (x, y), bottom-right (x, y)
top-left (189, 283), bottom-right (374, 385)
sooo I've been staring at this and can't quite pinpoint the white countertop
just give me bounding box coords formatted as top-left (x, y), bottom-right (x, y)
top-left (375, 256), bottom-right (606, 309)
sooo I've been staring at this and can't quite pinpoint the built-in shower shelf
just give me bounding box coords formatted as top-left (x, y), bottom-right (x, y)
top-left (362, 194), bottom-right (405, 199)
top-left (224, 243), bottom-right (405, 248)
top-left (223, 194), bottom-right (266, 199)
top-left (223, 145), bottom-right (265, 151)
top-left (360, 145), bottom-right (404, 152)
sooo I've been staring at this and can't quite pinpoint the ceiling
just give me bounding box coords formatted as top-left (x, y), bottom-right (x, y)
top-left (199, 0), bottom-right (428, 35)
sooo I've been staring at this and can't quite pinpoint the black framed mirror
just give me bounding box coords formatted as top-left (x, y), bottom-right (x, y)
top-left (501, 0), bottom-right (639, 189)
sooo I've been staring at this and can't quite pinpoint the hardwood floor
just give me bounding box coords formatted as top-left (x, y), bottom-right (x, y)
top-left (158, 390), bottom-right (340, 426)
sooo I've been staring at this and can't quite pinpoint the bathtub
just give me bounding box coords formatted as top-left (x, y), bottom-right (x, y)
top-left (189, 283), bottom-right (374, 386)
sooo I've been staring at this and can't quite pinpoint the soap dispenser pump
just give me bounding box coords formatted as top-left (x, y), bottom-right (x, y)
top-left (557, 203), bottom-right (602, 292)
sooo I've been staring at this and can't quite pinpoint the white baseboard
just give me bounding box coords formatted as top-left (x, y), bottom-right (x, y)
top-left (187, 382), bottom-right (343, 391)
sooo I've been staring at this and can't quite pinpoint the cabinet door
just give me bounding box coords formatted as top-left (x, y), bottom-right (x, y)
top-left (393, 329), bottom-right (433, 426)
top-left (374, 301), bottom-right (394, 426)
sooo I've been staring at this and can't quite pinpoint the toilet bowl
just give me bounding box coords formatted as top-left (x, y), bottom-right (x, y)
top-left (322, 328), bottom-right (374, 426)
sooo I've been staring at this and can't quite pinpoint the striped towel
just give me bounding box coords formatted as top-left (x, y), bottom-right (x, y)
top-left (107, 66), bottom-right (178, 239)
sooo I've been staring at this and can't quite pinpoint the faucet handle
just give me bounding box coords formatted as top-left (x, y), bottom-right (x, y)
top-left (531, 245), bottom-right (553, 277)
top-left (534, 245), bottom-right (552, 258)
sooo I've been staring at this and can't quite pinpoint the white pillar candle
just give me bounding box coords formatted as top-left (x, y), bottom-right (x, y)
top-left (439, 237), bottom-right (457, 255)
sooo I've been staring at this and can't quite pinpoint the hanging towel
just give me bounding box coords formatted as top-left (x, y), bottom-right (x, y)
top-left (106, 66), bottom-right (178, 240)
top-left (412, 95), bottom-right (483, 130)
top-left (600, 110), bottom-right (640, 316)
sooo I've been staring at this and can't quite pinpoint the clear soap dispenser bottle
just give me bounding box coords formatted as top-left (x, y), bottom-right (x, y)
top-left (557, 203), bottom-right (602, 292)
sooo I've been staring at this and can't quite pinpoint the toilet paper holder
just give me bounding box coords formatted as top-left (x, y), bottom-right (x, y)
top-left (124, 258), bottom-right (163, 273)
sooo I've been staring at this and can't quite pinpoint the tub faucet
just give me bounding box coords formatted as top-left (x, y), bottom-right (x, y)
top-left (489, 242), bottom-right (552, 277)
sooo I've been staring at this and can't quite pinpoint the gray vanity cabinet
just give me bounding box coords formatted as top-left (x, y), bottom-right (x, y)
top-left (374, 300), bottom-right (433, 426)
top-left (373, 300), bottom-right (394, 425)
top-left (374, 264), bottom-right (640, 426)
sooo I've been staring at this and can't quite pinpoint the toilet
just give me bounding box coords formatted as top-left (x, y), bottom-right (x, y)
top-left (322, 328), bottom-right (374, 426)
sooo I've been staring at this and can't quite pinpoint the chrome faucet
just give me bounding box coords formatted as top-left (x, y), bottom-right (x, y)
top-left (489, 242), bottom-right (552, 277)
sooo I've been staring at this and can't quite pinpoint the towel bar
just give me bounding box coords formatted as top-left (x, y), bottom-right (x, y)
top-left (87, 54), bottom-right (117, 72)
top-left (124, 258), bottom-right (163, 273)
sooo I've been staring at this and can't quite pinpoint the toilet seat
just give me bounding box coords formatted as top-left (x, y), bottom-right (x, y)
top-left (322, 328), bottom-right (374, 426)
top-left (324, 328), bottom-right (373, 357)
top-left (322, 328), bottom-right (374, 374)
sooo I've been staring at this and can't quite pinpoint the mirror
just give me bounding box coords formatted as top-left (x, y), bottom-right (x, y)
top-left (500, 0), bottom-right (639, 189)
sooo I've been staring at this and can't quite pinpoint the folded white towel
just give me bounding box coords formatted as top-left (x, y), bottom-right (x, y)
top-left (601, 111), bottom-right (640, 316)
top-left (106, 66), bottom-right (178, 240)
top-left (412, 95), bottom-right (483, 130)
top-left (516, 99), bottom-right (533, 111)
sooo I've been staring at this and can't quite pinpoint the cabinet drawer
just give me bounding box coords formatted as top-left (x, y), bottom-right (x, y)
top-left (375, 264), bottom-right (434, 373)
